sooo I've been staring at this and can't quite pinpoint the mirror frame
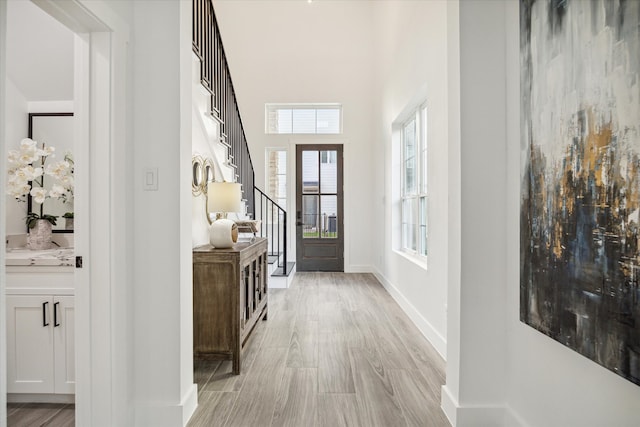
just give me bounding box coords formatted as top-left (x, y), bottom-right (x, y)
top-left (192, 155), bottom-right (204, 196)
top-left (202, 158), bottom-right (214, 195)
top-left (27, 112), bottom-right (75, 234)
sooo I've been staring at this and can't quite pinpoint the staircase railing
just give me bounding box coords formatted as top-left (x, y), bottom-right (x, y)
top-left (255, 188), bottom-right (287, 274)
top-left (193, 0), bottom-right (255, 215)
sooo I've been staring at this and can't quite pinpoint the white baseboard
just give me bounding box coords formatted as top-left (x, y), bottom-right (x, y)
top-left (345, 264), bottom-right (373, 273)
top-left (181, 383), bottom-right (198, 426)
top-left (441, 385), bottom-right (458, 426)
top-left (372, 267), bottom-right (447, 359)
top-left (135, 383), bottom-right (199, 427)
top-left (441, 385), bottom-right (525, 427)
top-left (7, 393), bottom-right (74, 404)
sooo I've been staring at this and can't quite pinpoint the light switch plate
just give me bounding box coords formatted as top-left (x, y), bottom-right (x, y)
top-left (143, 168), bottom-right (158, 191)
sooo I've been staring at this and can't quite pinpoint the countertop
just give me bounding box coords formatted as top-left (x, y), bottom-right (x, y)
top-left (5, 247), bottom-right (75, 267)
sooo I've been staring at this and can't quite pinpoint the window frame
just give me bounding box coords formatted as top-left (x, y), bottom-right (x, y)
top-left (400, 103), bottom-right (428, 258)
top-left (265, 103), bottom-right (343, 135)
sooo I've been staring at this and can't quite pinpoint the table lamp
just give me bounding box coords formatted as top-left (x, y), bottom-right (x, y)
top-left (207, 182), bottom-right (242, 248)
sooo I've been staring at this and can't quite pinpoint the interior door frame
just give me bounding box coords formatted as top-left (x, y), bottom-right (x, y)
top-left (295, 143), bottom-right (344, 272)
top-left (1, 1), bottom-right (130, 425)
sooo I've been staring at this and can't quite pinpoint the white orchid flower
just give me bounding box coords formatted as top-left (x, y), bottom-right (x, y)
top-left (37, 146), bottom-right (55, 157)
top-left (49, 184), bottom-right (66, 199)
top-left (7, 150), bottom-right (20, 164)
top-left (6, 182), bottom-right (31, 199)
top-left (60, 175), bottom-right (74, 189)
top-left (13, 165), bottom-right (43, 182)
top-left (7, 140), bottom-right (74, 219)
top-left (30, 187), bottom-right (47, 204)
top-left (18, 149), bottom-right (40, 165)
top-left (7, 173), bottom-right (28, 187)
top-left (45, 160), bottom-right (70, 178)
top-left (20, 138), bottom-right (37, 149)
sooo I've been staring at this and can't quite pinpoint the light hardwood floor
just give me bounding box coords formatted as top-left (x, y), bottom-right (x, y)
top-left (7, 403), bottom-right (74, 427)
top-left (6, 273), bottom-right (449, 427)
top-left (189, 272), bottom-right (450, 427)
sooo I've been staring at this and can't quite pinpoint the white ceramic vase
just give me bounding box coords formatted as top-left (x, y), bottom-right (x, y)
top-left (210, 218), bottom-right (238, 248)
top-left (27, 219), bottom-right (53, 250)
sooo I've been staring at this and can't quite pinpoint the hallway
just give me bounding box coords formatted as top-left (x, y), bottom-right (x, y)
top-left (189, 272), bottom-right (449, 427)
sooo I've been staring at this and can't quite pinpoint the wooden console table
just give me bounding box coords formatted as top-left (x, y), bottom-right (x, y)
top-left (193, 238), bottom-right (268, 374)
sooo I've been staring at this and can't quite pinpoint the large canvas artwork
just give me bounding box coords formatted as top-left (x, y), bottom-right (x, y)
top-left (520, 0), bottom-right (640, 386)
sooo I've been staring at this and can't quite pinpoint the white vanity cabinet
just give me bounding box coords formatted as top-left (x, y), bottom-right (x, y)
top-left (6, 264), bottom-right (75, 399)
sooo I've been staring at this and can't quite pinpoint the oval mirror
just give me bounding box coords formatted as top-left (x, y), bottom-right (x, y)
top-left (192, 156), bottom-right (204, 196)
top-left (202, 158), bottom-right (214, 195)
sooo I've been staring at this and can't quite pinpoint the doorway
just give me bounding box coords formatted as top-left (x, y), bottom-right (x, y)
top-left (2, 0), bottom-right (121, 425)
top-left (295, 144), bottom-right (344, 271)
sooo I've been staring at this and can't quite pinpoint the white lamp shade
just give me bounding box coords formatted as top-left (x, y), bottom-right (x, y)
top-left (207, 182), bottom-right (242, 213)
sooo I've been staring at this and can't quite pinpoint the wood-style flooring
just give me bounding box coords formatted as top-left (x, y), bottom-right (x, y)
top-left (5, 273), bottom-right (449, 427)
top-left (7, 403), bottom-right (74, 427)
top-left (189, 272), bottom-right (450, 427)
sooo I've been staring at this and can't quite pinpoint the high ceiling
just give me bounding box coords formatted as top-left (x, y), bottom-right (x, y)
top-left (6, 0), bottom-right (74, 102)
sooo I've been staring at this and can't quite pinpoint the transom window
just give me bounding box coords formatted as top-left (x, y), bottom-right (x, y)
top-left (401, 104), bottom-right (428, 257)
top-left (265, 104), bottom-right (342, 134)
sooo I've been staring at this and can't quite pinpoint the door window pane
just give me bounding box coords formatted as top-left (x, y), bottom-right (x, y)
top-left (302, 151), bottom-right (319, 193)
top-left (302, 195), bottom-right (319, 238)
top-left (320, 150), bottom-right (337, 193)
top-left (320, 195), bottom-right (338, 238)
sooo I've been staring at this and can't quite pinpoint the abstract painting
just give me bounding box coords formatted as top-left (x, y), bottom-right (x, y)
top-left (520, 0), bottom-right (640, 386)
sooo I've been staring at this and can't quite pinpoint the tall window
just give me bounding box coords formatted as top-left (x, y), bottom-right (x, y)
top-left (265, 104), bottom-right (342, 134)
top-left (401, 104), bottom-right (428, 256)
top-left (267, 148), bottom-right (287, 208)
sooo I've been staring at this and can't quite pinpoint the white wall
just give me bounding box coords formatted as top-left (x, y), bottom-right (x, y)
top-left (4, 79), bottom-right (28, 235)
top-left (213, 0), bottom-right (377, 272)
top-left (0, 1), bottom-right (7, 423)
top-left (191, 52), bottom-right (237, 248)
top-left (502, 2), bottom-right (640, 426)
top-left (371, 0), bottom-right (449, 358)
top-left (132, 0), bottom-right (196, 424)
top-left (442, 1), bottom-right (640, 426)
top-left (443, 1), bottom-right (509, 424)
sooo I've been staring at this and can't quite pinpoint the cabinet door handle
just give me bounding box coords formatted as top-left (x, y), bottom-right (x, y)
top-left (42, 301), bottom-right (49, 327)
top-left (54, 302), bottom-right (60, 327)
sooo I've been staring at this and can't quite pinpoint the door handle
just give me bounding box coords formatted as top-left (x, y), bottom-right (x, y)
top-left (54, 302), bottom-right (60, 327)
top-left (42, 301), bottom-right (49, 327)
top-left (296, 211), bottom-right (302, 226)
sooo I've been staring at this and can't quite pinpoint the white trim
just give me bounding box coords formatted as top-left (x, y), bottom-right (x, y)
top-left (27, 101), bottom-right (75, 113)
top-left (7, 393), bottom-right (75, 404)
top-left (441, 385), bottom-right (526, 427)
top-left (181, 384), bottom-right (199, 426)
top-left (134, 383), bottom-right (197, 427)
top-left (441, 384), bottom-right (458, 426)
top-left (344, 264), bottom-right (371, 273)
top-left (133, 383), bottom-right (198, 427)
top-left (0, 1), bottom-right (7, 424)
top-left (456, 407), bottom-right (506, 426)
top-left (372, 267), bottom-right (447, 359)
top-left (393, 248), bottom-right (429, 271)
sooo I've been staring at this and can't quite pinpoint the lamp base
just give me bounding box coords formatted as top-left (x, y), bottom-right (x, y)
top-left (209, 218), bottom-right (238, 248)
